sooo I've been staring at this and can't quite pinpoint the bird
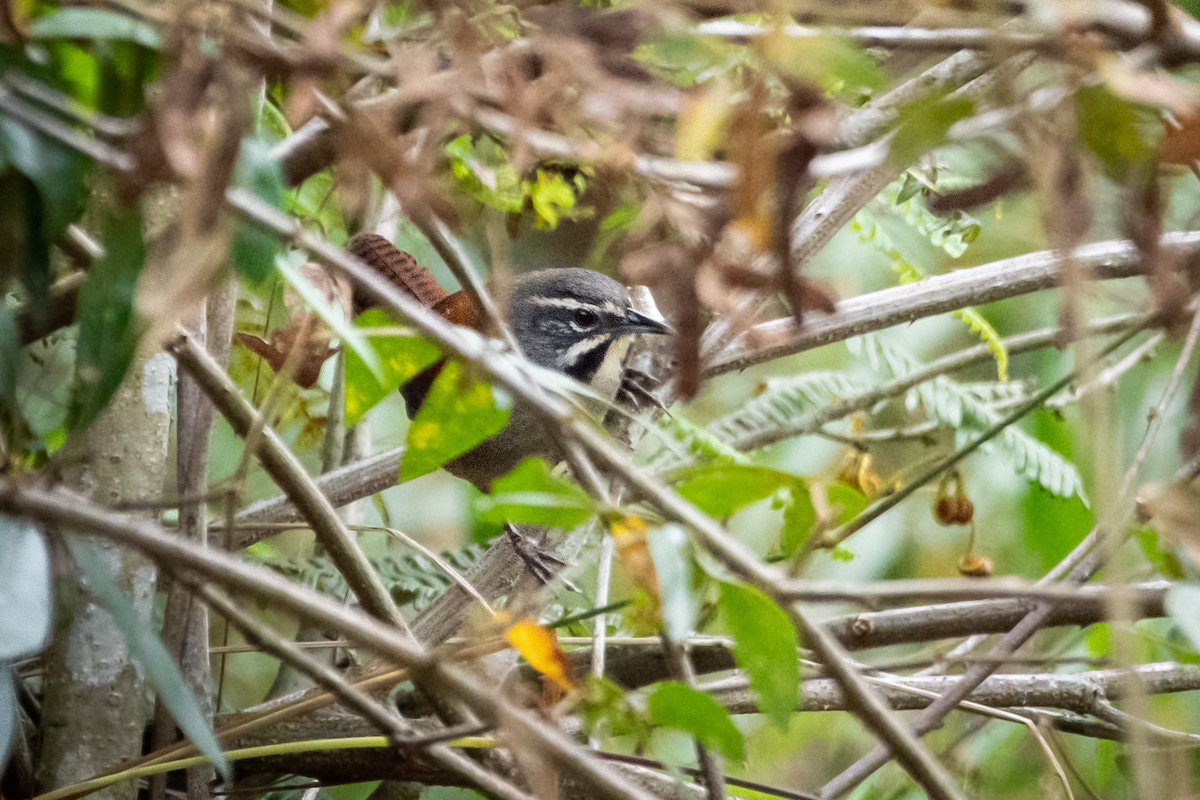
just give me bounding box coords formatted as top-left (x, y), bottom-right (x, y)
top-left (347, 233), bottom-right (672, 491)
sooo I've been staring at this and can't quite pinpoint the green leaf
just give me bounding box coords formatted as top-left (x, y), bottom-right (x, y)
top-left (719, 582), bottom-right (798, 729)
top-left (767, 34), bottom-right (885, 94)
top-left (779, 481), bottom-right (816, 557)
top-left (231, 139), bottom-right (285, 284)
top-left (30, 8), bottom-right (162, 48)
top-left (343, 309), bottom-right (441, 426)
top-left (675, 464), bottom-right (793, 518)
top-left (68, 538), bottom-right (230, 779)
top-left (402, 360), bottom-right (510, 481)
top-left (275, 254), bottom-right (382, 379)
top-left (1166, 584), bottom-right (1200, 653)
top-left (706, 371), bottom-right (873, 452)
top-left (889, 95), bottom-right (974, 167)
top-left (826, 482), bottom-right (870, 527)
top-left (953, 308), bottom-right (1008, 382)
top-left (526, 168), bottom-right (580, 230)
top-left (71, 206), bottom-right (144, 430)
top-left (445, 134), bottom-right (525, 213)
top-left (0, 114), bottom-right (89, 258)
top-left (1075, 85), bottom-right (1158, 181)
top-left (646, 681), bottom-right (745, 762)
top-left (647, 524), bottom-right (697, 642)
top-left (1134, 527), bottom-right (1185, 580)
top-left (474, 457), bottom-right (595, 528)
top-left (0, 516), bottom-right (52, 661)
top-left (578, 675), bottom-right (652, 746)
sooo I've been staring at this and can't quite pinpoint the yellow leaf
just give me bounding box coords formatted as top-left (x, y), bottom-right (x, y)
top-left (505, 618), bottom-right (575, 692)
top-left (676, 80), bottom-right (733, 162)
top-left (609, 514), bottom-right (658, 596)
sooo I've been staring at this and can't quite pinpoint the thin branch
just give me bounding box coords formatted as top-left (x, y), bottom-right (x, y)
top-left (774, 579), bottom-right (1168, 606)
top-left (0, 481), bottom-right (661, 800)
top-left (189, 580), bottom-right (535, 800)
top-left (713, 662), bottom-right (1200, 716)
top-left (706, 234), bottom-right (1200, 378)
top-left (167, 330), bottom-right (406, 628)
top-left (225, 446), bottom-right (405, 546)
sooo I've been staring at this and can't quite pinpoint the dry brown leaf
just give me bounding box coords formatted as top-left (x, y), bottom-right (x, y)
top-left (1162, 114), bottom-right (1200, 166)
top-left (1137, 482), bottom-right (1200, 568)
top-left (236, 264), bottom-right (351, 389)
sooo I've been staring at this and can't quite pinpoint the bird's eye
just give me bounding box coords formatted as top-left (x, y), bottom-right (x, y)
top-left (572, 308), bottom-right (599, 329)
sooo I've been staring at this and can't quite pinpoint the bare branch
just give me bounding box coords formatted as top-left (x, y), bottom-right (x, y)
top-left (706, 234), bottom-right (1200, 377)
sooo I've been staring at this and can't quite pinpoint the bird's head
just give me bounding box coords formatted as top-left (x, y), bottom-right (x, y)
top-left (508, 268), bottom-right (672, 387)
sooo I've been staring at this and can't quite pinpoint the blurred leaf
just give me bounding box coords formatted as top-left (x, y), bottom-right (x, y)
top-left (0, 115), bottom-right (88, 302)
top-left (719, 581), bottom-right (798, 729)
top-left (578, 675), bottom-right (652, 747)
top-left (256, 98), bottom-right (293, 142)
top-left (401, 360), bottom-right (510, 481)
top-left (675, 464), bottom-right (792, 518)
top-left (505, 617), bottom-right (575, 691)
top-left (1075, 85), bottom-right (1158, 180)
top-left (1137, 482), bottom-right (1200, 567)
top-left (276, 255), bottom-right (380, 379)
top-left (231, 138), bottom-right (285, 284)
top-left (825, 482), bottom-right (870, 527)
top-left (30, 7), bottom-right (161, 47)
top-left (646, 681), bottom-right (745, 761)
top-left (610, 514), bottom-right (659, 596)
top-left (526, 168), bottom-right (580, 230)
top-left (706, 371), bottom-right (873, 451)
top-left (676, 79), bottom-right (732, 161)
top-left (71, 205), bottom-right (144, 430)
top-left (889, 95), bottom-right (974, 166)
top-left (286, 168), bottom-right (346, 239)
top-left (344, 309), bottom-right (440, 425)
top-left (68, 538), bottom-right (230, 779)
top-left (660, 414), bottom-right (750, 465)
top-left (0, 515), bottom-right (52, 661)
top-left (1166, 584), bottom-right (1200, 652)
top-left (445, 134), bottom-right (524, 213)
top-left (647, 523), bottom-right (697, 642)
top-left (779, 482), bottom-right (816, 556)
top-left (953, 308), bottom-right (1008, 382)
top-left (762, 32), bottom-right (885, 93)
top-left (1135, 527), bottom-right (1186, 580)
top-left (475, 457), bottom-right (595, 528)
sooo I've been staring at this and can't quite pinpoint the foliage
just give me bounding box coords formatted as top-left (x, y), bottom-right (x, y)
top-left (2, 2), bottom-right (1198, 799)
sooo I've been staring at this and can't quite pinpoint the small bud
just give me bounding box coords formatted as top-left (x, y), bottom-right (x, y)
top-left (957, 554), bottom-right (993, 578)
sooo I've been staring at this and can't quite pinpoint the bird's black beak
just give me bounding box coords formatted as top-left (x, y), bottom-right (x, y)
top-left (622, 307), bottom-right (673, 336)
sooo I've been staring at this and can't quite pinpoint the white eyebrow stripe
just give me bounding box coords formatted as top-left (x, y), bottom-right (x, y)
top-left (528, 296), bottom-right (592, 311)
top-left (556, 331), bottom-right (614, 368)
top-left (527, 296), bottom-right (628, 317)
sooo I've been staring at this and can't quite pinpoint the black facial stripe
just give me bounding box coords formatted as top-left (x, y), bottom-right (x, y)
top-left (563, 338), bottom-right (611, 383)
